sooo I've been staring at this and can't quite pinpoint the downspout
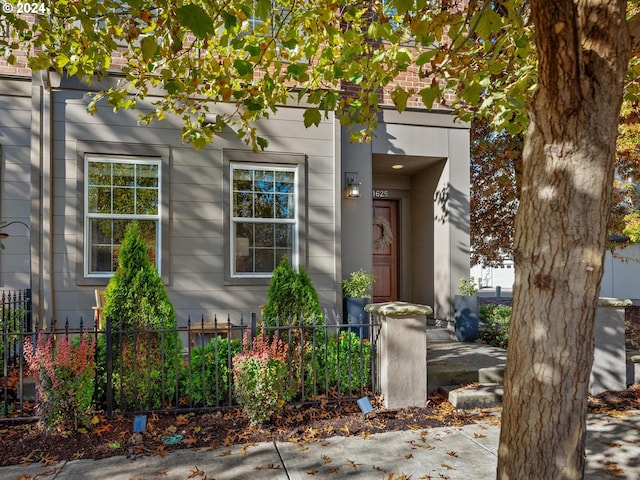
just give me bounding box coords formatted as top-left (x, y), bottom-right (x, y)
top-left (31, 69), bottom-right (54, 324)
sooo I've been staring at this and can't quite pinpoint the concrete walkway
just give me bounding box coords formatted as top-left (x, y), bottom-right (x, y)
top-left (3, 411), bottom-right (639, 479)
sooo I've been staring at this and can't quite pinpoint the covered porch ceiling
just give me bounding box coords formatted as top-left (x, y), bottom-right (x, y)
top-left (372, 154), bottom-right (443, 176)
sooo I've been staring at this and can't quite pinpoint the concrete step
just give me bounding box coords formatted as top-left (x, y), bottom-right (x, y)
top-left (440, 383), bottom-right (504, 409)
top-left (427, 342), bottom-right (507, 392)
top-left (426, 327), bottom-right (454, 343)
top-left (478, 366), bottom-right (505, 384)
top-left (427, 363), bottom-right (506, 392)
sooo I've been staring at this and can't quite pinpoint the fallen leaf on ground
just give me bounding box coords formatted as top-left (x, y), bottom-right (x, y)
top-left (40, 453), bottom-right (58, 466)
top-left (187, 466), bottom-right (205, 478)
top-left (604, 460), bottom-right (625, 476)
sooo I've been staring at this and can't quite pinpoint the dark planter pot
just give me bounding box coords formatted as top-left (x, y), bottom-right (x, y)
top-left (344, 297), bottom-right (371, 340)
top-left (454, 295), bottom-right (479, 342)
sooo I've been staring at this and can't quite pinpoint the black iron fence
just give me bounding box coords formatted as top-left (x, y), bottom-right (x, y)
top-left (1, 289), bottom-right (32, 419)
top-left (1, 289), bottom-right (32, 366)
top-left (1, 312), bottom-right (379, 422)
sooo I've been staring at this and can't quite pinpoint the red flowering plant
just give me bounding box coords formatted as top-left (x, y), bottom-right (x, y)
top-left (232, 326), bottom-right (293, 425)
top-left (23, 331), bottom-right (96, 431)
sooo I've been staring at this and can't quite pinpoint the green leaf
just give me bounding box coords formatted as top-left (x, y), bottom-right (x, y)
top-left (245, 98), bottom-right (264, 111)
top-left (28, 52), bottom-right (52, 72)
top-left (255, 0), bottom-right (271, 20)
top-left (140, 36), bottom-right (157, 62)
top-left (176, 4), bottom-right (214, 40)
top-left (234, 59), bottom-right (254, 77)
top-left (463, 81), bottom-right (484, 105)
top-left (56, 53), bottom-right (70, 69)
top-left (474, 9), bottom-right (502, 40)
top-left (303, 108), bottom-right (322, 128)
top-left (416, 50), bottom-right (437, 66)
top-left (245, 44), bottom-right (261, 56)
top-left (280, 38), bottom-right (298, 49)
top-left (395, 49), bottom-right (412, 70)
top-left (221, 10), bottom-right (237, 30)
top-left (420, 86), bottom-right (441, 109)
top-left (256, 137), bottom-right (269, 150)
top-left (349, 72), bottom-right (364, 85)
top-left (394, 0), bottom-right (413, 15)
top-left (164, 80), bottom-right (181, 95)
top-left (287, 63), bottom-right (308, 81)
top-left (391, 87), bottom-right (410, 113)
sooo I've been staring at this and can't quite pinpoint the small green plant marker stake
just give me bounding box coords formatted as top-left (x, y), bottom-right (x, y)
top-left (133, 415), bottom-right (147, 433)
top-left (357, 397), bottom-right (374, 420)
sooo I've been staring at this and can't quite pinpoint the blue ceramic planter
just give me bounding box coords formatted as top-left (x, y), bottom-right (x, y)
top-left (345, 297), bottom-right (370, 340)
top-left (454, 295), bottom-right (479, 342)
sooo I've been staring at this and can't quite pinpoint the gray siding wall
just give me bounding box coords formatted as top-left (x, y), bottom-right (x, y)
top-left (51, 88), bottom-right (339, 325)
top-left (0, 78), bottom-right (32, 290)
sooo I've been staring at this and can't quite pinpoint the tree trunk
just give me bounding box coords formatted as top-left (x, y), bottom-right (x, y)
top-left (497, 1), bottom-right (631, 479)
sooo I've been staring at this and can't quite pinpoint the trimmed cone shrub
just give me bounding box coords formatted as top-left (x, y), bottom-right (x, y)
top-left (262, 257), bottom-right (323, 327)
top-left (99, 221), bottom-right (182, 410)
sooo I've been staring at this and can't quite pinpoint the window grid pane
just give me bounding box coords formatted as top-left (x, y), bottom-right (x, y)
top-left (89, 219), bottom-right (157, 273)
top-left (86, 157), bottom-right (161, 276)
top-left (231, 163), bottom-right (296, 276)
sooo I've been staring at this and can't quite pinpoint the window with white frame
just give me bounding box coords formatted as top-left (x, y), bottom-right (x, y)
top-left (85, 155), bottom-right (161, 276)
top-left (231, 164), bottom-right (297, 276)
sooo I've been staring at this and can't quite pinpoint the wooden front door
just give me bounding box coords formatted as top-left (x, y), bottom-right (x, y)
top-left (373, 200), bottom-right (399, 302)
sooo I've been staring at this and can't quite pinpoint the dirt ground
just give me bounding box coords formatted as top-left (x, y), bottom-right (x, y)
top-left (1, 308), bottom-right (639, 468)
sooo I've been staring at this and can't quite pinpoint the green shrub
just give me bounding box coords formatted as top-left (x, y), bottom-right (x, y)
top-left (341, 269), bottom-right (375, 298)
top-left (479, 303), bottom-right (511, 348)
top-left (458, 277), bottom-right (478, 296)
top-left (262, 257), bottom-right (323, 327)
top-left (24, 332), bottom-right (96, 430)
top-left (232, 329), bottom-right (294, 425)
top-left (183, 337), bottom-right (241, 406)
top-left (99, 222), bottom-right (182, 410)
top-left (315, 331), bottom-right (372, 395)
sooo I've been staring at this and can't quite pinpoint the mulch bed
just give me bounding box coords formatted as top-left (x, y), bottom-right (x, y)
top-left (0, 393), bottom-right (482, 467)
top-left (1, 386), bottom-right (639, 468)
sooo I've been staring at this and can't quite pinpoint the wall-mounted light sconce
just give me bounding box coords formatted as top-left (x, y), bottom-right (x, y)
top-left (345, 172), bottom-right (361, 198)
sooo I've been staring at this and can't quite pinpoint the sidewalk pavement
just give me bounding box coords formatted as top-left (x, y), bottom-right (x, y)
top-left (3, 411), bottom-right (639, 480)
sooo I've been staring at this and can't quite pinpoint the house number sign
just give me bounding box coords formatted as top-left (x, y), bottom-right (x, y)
top-left (373, 190), bottom-right (389, 198)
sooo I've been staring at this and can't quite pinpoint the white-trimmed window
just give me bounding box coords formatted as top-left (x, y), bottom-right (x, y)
top-left (84, 155), bottom-right (161, 276)
top-left (231, 164), bottom-right (297, 277)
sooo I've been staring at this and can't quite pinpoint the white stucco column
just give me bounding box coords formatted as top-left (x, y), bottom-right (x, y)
top-left (366, 301), bottom-right (432, 409)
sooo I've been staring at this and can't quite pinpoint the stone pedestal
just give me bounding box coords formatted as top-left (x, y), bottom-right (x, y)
top-left (365, 302), bottom-right (432, 409)
top-left (589, 297), bottom-right (631, 395)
